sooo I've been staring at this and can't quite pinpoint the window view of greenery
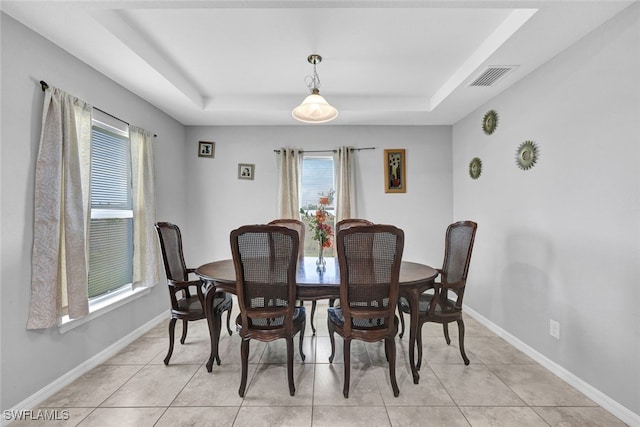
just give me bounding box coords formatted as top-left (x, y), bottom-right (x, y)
top-left (299, 156), bottom-right (335, 257)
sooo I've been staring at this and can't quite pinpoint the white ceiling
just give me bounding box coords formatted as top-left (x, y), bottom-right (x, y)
top-left (2, 1), bottom-right (633, 126)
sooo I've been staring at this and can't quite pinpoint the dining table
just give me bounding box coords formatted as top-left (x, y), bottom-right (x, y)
top-left (196, 256), bottom-right (438, 384)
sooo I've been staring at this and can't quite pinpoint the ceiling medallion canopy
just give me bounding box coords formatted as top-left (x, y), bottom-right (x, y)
top-left (292, 54), bottom-right (338, 124)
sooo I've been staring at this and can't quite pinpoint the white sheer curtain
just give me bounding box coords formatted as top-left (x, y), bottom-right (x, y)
top-left (27, 87), bottom-right (92, 329)
top-left (130, 126), bottom-right (160, 289)
top-left (334, 146), bottom-right (356, 223)
top-left (276, 148), bottom-right (302, 219)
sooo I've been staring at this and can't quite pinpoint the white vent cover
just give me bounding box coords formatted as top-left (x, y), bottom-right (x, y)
top-left (469, 66), bottom-right (518, 87)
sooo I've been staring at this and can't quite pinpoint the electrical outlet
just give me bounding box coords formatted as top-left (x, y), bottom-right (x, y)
top-left (550, 319), bottom-right (560, 339)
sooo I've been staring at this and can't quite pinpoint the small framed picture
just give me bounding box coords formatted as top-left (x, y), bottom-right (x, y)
top-left (198, 141), bottom-right (215, 158)
top-left (384, 149), bottom-right (406, 193)
top-left (238, 163), bottom-right (255, 180)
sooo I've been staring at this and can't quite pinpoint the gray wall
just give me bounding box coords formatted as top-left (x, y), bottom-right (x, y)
top-left (0, 14), bottom-right (188, 410)
top-left (182, 125), bottom-right (453, 265)
top-left (452, 4), bottom-right (640, 416)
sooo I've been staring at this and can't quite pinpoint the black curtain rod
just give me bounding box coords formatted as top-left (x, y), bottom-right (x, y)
top-left (40, 80), bottom-right (157, 137)
top-left (274, 147), bottom-right (375, 154)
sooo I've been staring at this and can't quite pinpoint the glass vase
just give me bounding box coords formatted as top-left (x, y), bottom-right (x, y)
top-left (316, 243), bottom-right (326, 271)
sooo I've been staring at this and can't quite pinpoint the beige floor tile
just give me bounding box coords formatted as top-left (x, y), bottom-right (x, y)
top-left (488, 364), bottom-right (597, 407)
top-left (101, 364), bottom-right (198, 407)
top-left (411, 335), bottom-right (475, 365)
top-left (386, 406), bottom-right (470, 427)
top-left (312, 405), bottom-right (390, 427)
top-left (104, 337), bottom-right (166, 365)
top-left (234, 406), bottom-right (312, 426)
top-left (155, 406), bottom-right (239, 427)
top-left (375, 365), bottom-right (455, 406)
top-left (430, 364), bottom-right (525, 406)
top-left (533, 406), bottom-right (628, 426)
top-left (77, 407), bottom-right (165, 427)
top-left (172, 364), bottom-right (250, 407)
top-left (313, 362), bottom-right (384, 406)
top-left (465, 336), bottom-right (534, 365)
top-left (150, 334), bottom-right (211, 366)
top-left (241, 362), bottom-right (314, 406)
top-left (41, 365), bottom-right (141, 407)
top-left (460, 406), bottom-right (549, 426)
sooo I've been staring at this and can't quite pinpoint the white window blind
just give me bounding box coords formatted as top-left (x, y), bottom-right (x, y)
top-left (88, 123), bottom-right (133, 299)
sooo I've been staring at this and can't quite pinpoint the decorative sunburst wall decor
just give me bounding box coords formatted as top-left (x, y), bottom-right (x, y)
top-left (515, 140), bottom-right (539, 170)
top-left (482, 110), bottom-right (498, 135)
top-left (469, 157), bottom-right (482, 179)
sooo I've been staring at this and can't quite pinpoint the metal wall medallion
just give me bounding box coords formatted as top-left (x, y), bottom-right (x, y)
top-left (469, 157), bottom-right (482, 179)
top-left (482, 110), bottom-right (498, 135)
top-left (516, 140), bottom-right (538, 170)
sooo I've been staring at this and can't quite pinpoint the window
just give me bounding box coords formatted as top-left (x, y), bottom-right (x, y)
top-left (88, 114), bottom-right (133, 300)
top-left (300, 155), bottom-right (335, 257)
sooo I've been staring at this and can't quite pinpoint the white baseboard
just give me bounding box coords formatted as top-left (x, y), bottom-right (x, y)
top-left (464, 305), bottom-right (639, 427)
top-left (2, 312), bottom-right (168, 427)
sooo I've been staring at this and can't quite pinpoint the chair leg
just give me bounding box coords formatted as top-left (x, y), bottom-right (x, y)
top-left (343, 339), bottom-right (351, 398)
top-left (238, 339), bottom-right (250, 397)
top-left (286, 337), bottom-right (296, 396)
top-left (386, 338), bottom-right (400, 397)
top-left (299, 318), bottom-right (306, 362)
top-left (398, 309), bottom-right (405, 339)
top-left (226, 299), bottom-right (233, 336)
top-left (443, 323), bottom-right (451, 345)
top-left (310, 301), bottom-right (317, 335)
top-left (457, 319), bottom-right (470, 365)
top-left (206, 313), bottom-right (222, 372)
top-left (416, 324), bottom-right (423, 370)
top-left (164, 318), bottom-right (177, 365)
top-left (328, 320), bottom-right (336, 363)
top-left (180, 319), bottom-right (188, 344)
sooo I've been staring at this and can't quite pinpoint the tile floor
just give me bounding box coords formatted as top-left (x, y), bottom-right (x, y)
top-left (15, 301), bottom-right (627, 426)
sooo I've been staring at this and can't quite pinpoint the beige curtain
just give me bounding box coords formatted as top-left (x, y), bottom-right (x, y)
top-left (27, 87), bottom-right (92, 329)
top-left (130, 126), bottom-right (160, 289)
top-left (277, 148), bottom-right (302, 219)
top-left (334, 146), bottom-right (356, 223)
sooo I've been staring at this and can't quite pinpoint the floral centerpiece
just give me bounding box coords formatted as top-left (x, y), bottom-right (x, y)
top-left (300, 190), bottom-right (334, 269)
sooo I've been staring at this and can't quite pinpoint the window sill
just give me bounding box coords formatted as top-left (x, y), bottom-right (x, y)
top-left (58, 286), bottom-right (151, 334)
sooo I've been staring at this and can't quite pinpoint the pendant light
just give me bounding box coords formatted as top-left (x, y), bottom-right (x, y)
top-left (292, 54), bottom-right (338, 123)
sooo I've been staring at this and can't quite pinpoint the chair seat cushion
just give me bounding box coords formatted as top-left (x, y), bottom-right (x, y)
top-left (237, 306), bottom-right (306, 329)
top-left (328, 307), bottom-right (396, 329)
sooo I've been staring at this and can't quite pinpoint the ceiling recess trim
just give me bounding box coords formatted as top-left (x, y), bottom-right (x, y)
top-left (469, 65), bottom-right (518, 87)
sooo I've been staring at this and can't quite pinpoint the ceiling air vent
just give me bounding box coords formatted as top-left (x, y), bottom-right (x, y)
top-left (469, 66), bottom-right (518, 87)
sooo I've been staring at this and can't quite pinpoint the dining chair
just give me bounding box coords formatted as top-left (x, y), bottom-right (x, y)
top-left (154, 222), bottom-right (233, 366)
top-left (231, 224), bottom-right (306, 397)
top-left (328, 224), bottom-right (404, 398)
top-left (268, 219), bottom-right (305, 259)
top-left (398, 220), bottom-right (477, 366)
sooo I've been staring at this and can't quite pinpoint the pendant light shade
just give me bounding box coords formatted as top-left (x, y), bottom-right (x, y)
top-left (292, 54), bottom-right (338, 124)
top-left (292, 88), bottom-right (338, 123)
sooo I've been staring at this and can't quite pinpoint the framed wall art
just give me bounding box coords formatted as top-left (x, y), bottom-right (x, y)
top-left (384, 149), bottom-right (406, 193)
top-left (238, 163), bottom-right (255, 180)
top-left (198, 141), bottom-right (215, 158)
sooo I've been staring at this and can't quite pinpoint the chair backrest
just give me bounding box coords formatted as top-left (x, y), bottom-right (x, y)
top-left (155, 222), bottom-right (189, 282)
top-left (231, 224), bottom-right (300, 330)
top-left (440, 221), bottom-right (477, 286)
top-left (268, 219), bottom-right (305, 258)
top-left (335, 218), bottom-right (374, 232)
top-left (336, 224), bottom-right (404, 334)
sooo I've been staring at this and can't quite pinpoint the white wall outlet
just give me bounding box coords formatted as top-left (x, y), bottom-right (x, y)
top-left (550, 319), bottom-right (560, 339)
